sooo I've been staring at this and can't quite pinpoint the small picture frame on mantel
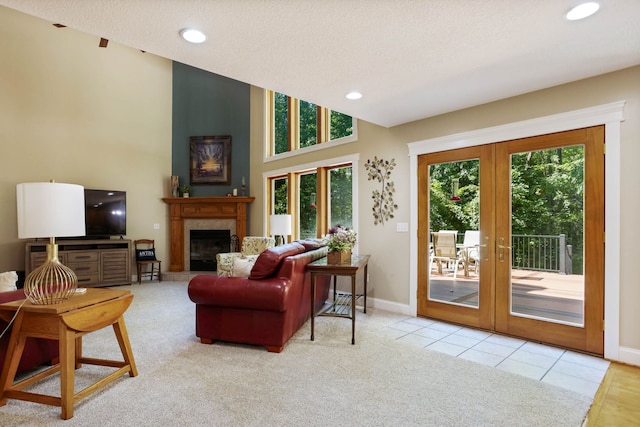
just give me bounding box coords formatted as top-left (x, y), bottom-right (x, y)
top-left (189, 135), bottom-right (231, 185)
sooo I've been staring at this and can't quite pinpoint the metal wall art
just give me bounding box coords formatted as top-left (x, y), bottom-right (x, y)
top-left (364, 156), bottom-right (398, 225)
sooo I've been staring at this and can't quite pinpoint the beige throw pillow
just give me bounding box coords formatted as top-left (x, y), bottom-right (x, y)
top-left (0, 271), bottom-right (18, 293)
top-left (231, 257), bottom-right (257, 278)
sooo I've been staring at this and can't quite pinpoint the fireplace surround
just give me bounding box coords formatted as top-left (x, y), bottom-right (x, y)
top-left (162, 197), bottom-right (254, 272)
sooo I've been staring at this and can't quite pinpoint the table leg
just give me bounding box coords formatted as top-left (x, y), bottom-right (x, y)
top-left (351, 274), bottom-right (356, 345)
top-left (59, 323), bottom-right (76, 420)
top-left (113, 316), bottom-right (138, 377)
top-left (310, 273), bottom-right (316, 341)
top-left (75, 336), bottom-right (83, 369)
top-left (0, 311), bottom-right (27, 406)
top-left (363, 264), bottom-right (368, 313)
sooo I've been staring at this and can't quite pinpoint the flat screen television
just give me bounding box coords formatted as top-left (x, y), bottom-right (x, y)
top-left (84, 189), bottom-right (126, 238)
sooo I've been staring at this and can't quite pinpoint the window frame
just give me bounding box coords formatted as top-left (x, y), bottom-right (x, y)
top-left (264, 90), bottom-right (358, 162)
top-left (263, 154), bottom-right (360, 245)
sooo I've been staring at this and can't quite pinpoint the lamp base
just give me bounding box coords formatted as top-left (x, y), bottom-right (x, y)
top-left (24, 243), bottom-right (78, 305)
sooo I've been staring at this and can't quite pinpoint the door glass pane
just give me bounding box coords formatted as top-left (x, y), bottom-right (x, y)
top-left (428, 159), bottom-right (480, 308)
top-left (510, 145), bottom-right (584, 325)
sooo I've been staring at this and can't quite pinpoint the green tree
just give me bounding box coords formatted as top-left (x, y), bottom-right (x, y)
top-left (330, 111), bottom-right (353, 140)
top-left (299, 100), bottom-right (317, 148)
top-left (274, 92), bottom-right (288, 154)
top-left (429, 145), bottom-right (584, 273)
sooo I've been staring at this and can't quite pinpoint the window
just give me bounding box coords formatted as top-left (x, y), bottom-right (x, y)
top-left (266, 158), bottom-right (356, 241)
top-left (266, 91), bottom-right (356, 158)
top-left (272, 177), bottom-right (288, 214)
top-left (299, 172), bottom-right (318, 239)
top-left (329, 166), bottom-right (353, 229)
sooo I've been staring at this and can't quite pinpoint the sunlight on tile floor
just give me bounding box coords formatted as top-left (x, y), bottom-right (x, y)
top-left (382, 316), bottom-right (609, 398)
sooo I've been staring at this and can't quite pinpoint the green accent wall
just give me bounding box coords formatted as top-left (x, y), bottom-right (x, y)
top-left (172, 62), bottom-right (250, 197)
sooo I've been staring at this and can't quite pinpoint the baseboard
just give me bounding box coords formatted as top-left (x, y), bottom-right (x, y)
top-left (616, 346), bottom-right (640, 367)
top-left (364, 297), bottom-right (414, 316)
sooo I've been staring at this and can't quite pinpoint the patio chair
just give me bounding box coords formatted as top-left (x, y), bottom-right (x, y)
top-left (460, 230), bottom-right (480, 274)
top-left (430, 231), bottom-right (462, 279)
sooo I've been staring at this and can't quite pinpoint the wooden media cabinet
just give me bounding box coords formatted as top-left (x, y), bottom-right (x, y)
top-left (25, 239), bottom-right (132, 287)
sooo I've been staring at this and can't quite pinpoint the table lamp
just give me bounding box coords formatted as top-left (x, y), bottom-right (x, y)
top-left (270, 214), bottom-right (292, 246)
top-left (16, 181), bottom-right (86, 304)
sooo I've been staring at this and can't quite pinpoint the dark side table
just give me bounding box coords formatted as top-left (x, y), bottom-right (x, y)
top-left (308, 254), bottom-right (370, 345)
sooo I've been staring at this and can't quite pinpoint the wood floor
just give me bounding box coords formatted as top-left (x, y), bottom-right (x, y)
top-left (585, 362), bottom-right (640, 425)
top-left (429, 269), bottom-right (584, 324)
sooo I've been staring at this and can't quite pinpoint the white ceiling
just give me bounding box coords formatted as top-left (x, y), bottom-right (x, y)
top-left (2, 0), bottom-right (639, 128)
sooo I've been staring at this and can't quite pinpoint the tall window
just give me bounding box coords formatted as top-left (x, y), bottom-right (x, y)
top-left (299, 172), bottom-right (318, 239)
top-left (299, 100), bottom-right (317, 148)
top-left (272, 177), bottom-right (288, 214)
top-left (273, 93), bottom-right (289, 155)
top-left (329, 166), bottom-right (353, 229)
top-left (267, 162), bottom-right (354, 240)
top-left (267, 91), bottom-right (355, 157)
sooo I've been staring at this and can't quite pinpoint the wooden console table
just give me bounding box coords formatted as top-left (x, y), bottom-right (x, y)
top-left (308, 255), bottom-right (370, 345)
top-left (0, 288), bottom-right (138, 420)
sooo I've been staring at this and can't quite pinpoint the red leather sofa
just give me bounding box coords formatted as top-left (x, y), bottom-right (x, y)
top-left (188, 240), bottom-right (330, 353)
top-left (0, 289), bottom-right (59, 374)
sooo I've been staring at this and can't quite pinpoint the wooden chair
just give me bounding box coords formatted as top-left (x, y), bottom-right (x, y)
top-left (134, 239), bottom-right (162, 284)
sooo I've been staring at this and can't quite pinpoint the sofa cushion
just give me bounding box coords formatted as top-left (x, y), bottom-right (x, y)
top-left (0, 271), bottom-right (18, 293)
top-left (249, 242), bottom-right (305, 279)
top-left (231, 256), bottom-right (257, 277)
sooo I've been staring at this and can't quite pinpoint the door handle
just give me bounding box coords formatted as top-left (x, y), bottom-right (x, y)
top-left (497, 237), bottom-right (511, 262)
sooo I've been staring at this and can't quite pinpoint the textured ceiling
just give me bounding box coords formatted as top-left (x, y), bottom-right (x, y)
top-left (1, 0), bottom-right (639, 127)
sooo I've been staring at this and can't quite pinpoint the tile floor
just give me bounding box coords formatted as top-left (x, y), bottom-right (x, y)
top-left (380, 316), bottom-right (610, 398)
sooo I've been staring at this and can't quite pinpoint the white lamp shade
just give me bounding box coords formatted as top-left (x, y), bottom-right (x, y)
top-left (17, 182), bottom-right (86, 239)
top-left (270, 214), bottom-right (292, 236)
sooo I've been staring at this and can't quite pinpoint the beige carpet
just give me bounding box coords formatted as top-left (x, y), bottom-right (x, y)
top-left (0, 281), bottom-right (592, 426)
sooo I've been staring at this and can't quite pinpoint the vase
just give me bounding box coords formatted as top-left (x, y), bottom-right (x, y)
top-left (327, 249), bottom-right (352, 264)
top-left (170, 176), bottom-right (179, 197)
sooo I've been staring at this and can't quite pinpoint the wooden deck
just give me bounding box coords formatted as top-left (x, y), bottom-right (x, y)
top-left (429, 268), bottom-right (584, 324)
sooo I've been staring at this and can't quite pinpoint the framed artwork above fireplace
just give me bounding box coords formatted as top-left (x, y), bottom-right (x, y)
top-left (189, 135), bottom-right (231, 185)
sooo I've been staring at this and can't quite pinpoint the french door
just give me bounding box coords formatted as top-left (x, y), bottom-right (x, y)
top-left (417, 126), bottom-right (605, 354)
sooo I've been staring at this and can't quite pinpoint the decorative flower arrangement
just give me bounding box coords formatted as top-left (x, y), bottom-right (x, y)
top-left (324, 225), bottom-right (357, 252)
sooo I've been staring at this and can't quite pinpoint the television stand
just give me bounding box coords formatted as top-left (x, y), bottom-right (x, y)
top-left (25, 239), bottom-right (132, 288)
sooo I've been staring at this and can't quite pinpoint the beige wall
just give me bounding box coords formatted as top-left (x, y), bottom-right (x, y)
top-left (251, 66), bottom-right (640, 356)
top-left (0, 6), bottom-right (173, 273)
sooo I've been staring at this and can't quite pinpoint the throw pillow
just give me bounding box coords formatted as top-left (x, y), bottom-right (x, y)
top-left (249, 242), bottom-right (305, 279)
top-left (136, 248), bottom-right (156, 261)
top-left (231, 257), bottom-right (257, 278)
top-left (0, 271), bottom-right (18, 293)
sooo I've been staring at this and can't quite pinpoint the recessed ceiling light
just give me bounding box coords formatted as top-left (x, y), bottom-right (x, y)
top-left (180, 28), bottom-right (206, 43)
top-left (346, 91), bottom-right (362, 100)
top-left (566, 2), bottom-right (600, 21)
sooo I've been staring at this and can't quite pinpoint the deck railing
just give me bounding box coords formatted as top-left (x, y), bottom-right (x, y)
top-left (511, 234), bottom-right (572, 274)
